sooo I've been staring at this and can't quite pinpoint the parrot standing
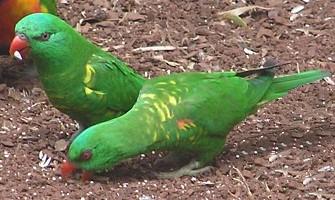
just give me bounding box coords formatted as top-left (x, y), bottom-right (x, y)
top-left (9, 13), bottom-right (145, 130)
top-left (0, 0), bottom-right (57, 54)
top-left (62, 62), bottom-right (330, 179)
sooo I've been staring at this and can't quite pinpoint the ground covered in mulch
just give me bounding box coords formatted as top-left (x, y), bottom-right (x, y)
top-left (0, 0), bottom-right (334, 199)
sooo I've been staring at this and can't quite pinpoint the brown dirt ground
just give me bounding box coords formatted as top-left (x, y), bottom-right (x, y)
top-left (0, 0), bottom-right (335, 199)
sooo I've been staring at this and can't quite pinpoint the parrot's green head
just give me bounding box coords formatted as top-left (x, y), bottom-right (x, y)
top-left (65, 121), bottom-right (132, 173)
top-left (9, 13), bottom-right (92, 73)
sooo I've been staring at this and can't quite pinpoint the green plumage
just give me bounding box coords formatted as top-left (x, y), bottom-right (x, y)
top-left (14, 13), bottom-right (145, 128)
top-left (40, 0), bottom-right (57, 15)
top-left (67, 67), bottom-right (329, 176)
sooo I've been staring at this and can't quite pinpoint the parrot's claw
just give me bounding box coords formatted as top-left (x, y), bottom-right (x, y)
top-left (154, 160), bottom-right (213, 179)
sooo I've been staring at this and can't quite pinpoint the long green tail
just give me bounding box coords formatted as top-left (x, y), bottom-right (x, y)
top-left (260, 70), bottom-right (330, 104)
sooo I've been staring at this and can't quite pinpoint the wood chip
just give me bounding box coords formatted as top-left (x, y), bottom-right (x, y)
top-left (126, 12), bottom-right (146, 21)
top-left (0, 84), bottom-right (6, 92)
top-left (54, 139), bottom-right (69, 152)
top-left (291, 5), bottom-right (304, 14)
top-left (254, 158), bottom-right (267, 166)
top-left (1, 140), bottom-right (15, 147)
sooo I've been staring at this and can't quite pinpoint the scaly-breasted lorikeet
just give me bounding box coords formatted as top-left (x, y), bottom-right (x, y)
top-left (0, 0), bottom-right (57, 54)
top-left (9, 13), bottom-right (145, 130)
top-left (62, 62), bottom-right (329, 179)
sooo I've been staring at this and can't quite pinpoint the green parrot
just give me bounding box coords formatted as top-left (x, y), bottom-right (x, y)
top-left (62, 63), bottom-right (329, 179)
top-left (9, 13), bottom-right (145, 130)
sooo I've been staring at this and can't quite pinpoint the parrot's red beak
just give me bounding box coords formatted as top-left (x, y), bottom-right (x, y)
top-left (60, 160), bottom-right (92, 182)
top-left (9, 35), bottom-right (30, 60)
top-left (60, 160), bottom-right (77, 180)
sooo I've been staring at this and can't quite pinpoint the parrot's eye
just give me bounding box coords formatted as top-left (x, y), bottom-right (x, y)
top-left (80, 150), bottom-right (92, 161)
top-left (17, 33), bottom-right (27, 40)
top-left (38, 32), bottom-right (51, 41)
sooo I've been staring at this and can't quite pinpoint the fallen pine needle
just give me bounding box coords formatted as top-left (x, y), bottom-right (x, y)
top-left (231, 166), bottom-right (253, 198)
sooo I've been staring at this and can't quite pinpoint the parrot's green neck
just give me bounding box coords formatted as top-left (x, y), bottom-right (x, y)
top-left (90, 104), bottom-right (191, 162)
top-left (33, 35), bottom-right (96, 92)
top-left (113, 109), bottom-right (166, 153)
top-left (31, 33), bottom-right (145, 125)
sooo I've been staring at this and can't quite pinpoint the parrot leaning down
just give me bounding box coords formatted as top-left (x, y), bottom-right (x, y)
top-left (0, 0), bottom-right (57, 54)
top-left (9, 13), bottom-right (145, 132)
top-left (61, 61), bottom-right (330, 179)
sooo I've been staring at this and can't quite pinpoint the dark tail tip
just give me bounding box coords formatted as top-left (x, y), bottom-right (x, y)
top-left (236, 57), bottom-right (291, 77)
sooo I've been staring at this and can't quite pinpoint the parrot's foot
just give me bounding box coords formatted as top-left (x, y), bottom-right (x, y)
top-left (155, 160), bottom-right (213, 179)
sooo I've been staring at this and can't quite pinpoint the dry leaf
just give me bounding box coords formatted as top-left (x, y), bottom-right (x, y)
top-left (217, 6), bottom-right (273, 27)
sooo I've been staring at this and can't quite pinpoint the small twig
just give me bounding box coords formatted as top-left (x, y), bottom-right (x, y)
top-left (153, 55), bottom-right (181, 67)
top-left (227, 189), bottom-right (240, 199)
top-left (166, 21), bottom-right (178, 47)
top-left (232, 166), bottom-right (253, 198)
top-left (296, 63), bottom-right (300, 73)
top-left (132, 46), bottom-right (186, 52)
top-left (118, 12), bottom-right (128, 24)
top-left (274, 169), bottom-right (289, 176)
top-left (324, 77), bottom-right (335, 85)
top-left (263, 181), bottom-right (271, 192)
top-left (308, 192), bottom-right (328, 200)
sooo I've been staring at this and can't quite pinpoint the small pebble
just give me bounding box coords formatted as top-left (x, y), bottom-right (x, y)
top-left (139, 195), bottom-right (153, 200)
top-left (291, 5), bottom-right (305, 14)
top-left (318, 166), bottom-right (335, 172)
top-left (269, 154), bottom-right (279, 162)
top-left (243, 48), bottom-right (257, 55)
top-left (259, 147), bottom-right (266, 151)
top-left (303, 177), bottom-right (312, 185)
top-left (280, 143), bottom-right (287, 147)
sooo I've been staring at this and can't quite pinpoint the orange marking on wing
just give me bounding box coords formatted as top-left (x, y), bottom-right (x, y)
top-left (177, 119), bottom-right (196, 130)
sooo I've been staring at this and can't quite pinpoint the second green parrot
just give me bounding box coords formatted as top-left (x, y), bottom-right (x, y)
top-left (62, 63), bottom-right (329, 179)
top-left (9, 13), bottom-right (145, 130)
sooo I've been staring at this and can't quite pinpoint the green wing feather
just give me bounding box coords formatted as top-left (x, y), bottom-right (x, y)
top-left (83, 52), bottom-right (145, 113)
